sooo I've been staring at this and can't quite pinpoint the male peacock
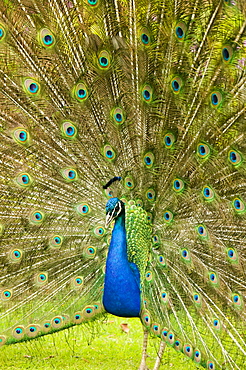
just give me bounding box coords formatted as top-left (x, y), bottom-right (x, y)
top-left (0, 0), bottom-right (245, 369)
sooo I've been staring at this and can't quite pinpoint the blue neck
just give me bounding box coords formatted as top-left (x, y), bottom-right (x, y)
top-left (103, 212), bottom-right (141, 317)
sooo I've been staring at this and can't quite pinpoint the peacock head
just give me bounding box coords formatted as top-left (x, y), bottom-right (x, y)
top-left (105, 197), bottom-right (125, 227)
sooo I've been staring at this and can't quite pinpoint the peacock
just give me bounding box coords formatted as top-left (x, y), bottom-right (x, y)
top-left (0, 0), bottom-right (245, 369)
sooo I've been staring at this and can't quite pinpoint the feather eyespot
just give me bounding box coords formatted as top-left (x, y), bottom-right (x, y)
top-left (143, 152), bottom-right (154, 168)
top-left (232, 293), bottom-right (243, 309)
top-left (210, 91), bottom-right (222, 107)
top-left (141, 33), bottom-right (149, 45)
top-left (9, 248), bottom-right (23, 262)
top-left (175, 22), bottom-right (187, 40)
top-left (23, 78), bottom-right (40, 95)
top-left (194, 349), bottom-right (202, 363)
top-left (146, 188), bottom-right (155, 202)
top-left (141, 311), bottom-right (151, 327)
top-left (13, 326), bottom-right (25, 339)
top-left (153, 234), bottom-right (160, 245)
top-left (145, 271), bottom-right (153, 281)
top-left (35, 272), bottom-right (48, 285)
top-left (164, 133), bottom-right (175, 148)
top-left (140, 28), bottom-right (151, 45)
top-left (61, 121), bottom-right (77, 138)
top-left (232, 198), bottom-right (245, 213)
top-left (51, 316), bottom-right (63, 329)
top-left (103, 145), bottom-right (116, 161)
top-left (98, 51), bottom-right (111, 70)
top-left (171, 77), bottom-right (182, 93)
top-left (197, 143), bottom-right (210, 159)
top-left (173, 178), bottom-right (184, 192)
top-left (161, 291), bottom-right (168, 303)
top-left (184, 344), bottom-right (193, 358)
top-left (193, 292), bottom-right (202, 306)
top-left (0, 336), bottom-right (6, 347)
top-left (207, 361), bottom-right (215, 370)
top-left (141, 85), bottom-right (153, 103)
top-left (16, 172), bottom-right (33, 187)
top-left (72, 276), bottom-right (84, 288)
top-left (222, 45), bottom-right (233, 62)
top-left (0, 25), bottom-right (6, 41)
top-left (161, 328), bottom-right (168, 341)
top-left (226, 247), bottom-right (238, 262)
top-left (151, 323), bottom-right (161, 336)
top-left (85, 246), bottom-right (97, 258)
top-left (163, 210), bottom-right (173, 223)
top-left (112, 107), bottom-right (125, 124)
top-left (174, 340), bottom-right (182, 351)
top-left (94, 226), bottom-right (105, 237)
top-left (167, 331), bottom-right (175, 346)
top-left (30, 210), bottom-right (45, 224)
top-left (202, 186), bottom-right (214, 201)
top-left (76, 202), bottom-right (91, 216)
top-left (82, 305), bottom-right (95, 319)
top-left (197, 224), bottom-right (208, 238)
top-left (146, 212), bottom-right (152, 223)
top-left (228, 150), bottom-right (242, 166)
top-left (40, 28), bottom-right (55, 48)
top-left (124, 176), bottom-right (134, 189)
top-left (213, 318), bottom-right (221, 330)
top-left (157, 255), bottom-right (166, 267)
top-left (88, 0), bottom-right (98, 7)
top-left (26, 324), bottom-right (40, 338)
top-left (180, 248), bottom-right (191, 262)
top-left (13, 128), bottom-right (30, 145)
top-left (73, 311), bottom-right (83, 324)
top-left (1, 289), bottom-right (12, 301)
top-left (74, 82), bottom-right (88, 102)
top-left (61, 168), bottom-right (78, 181)
top-left (50, 235), bottom-right (63, 248)
top-left (208, 271), bottom-right (219, 286)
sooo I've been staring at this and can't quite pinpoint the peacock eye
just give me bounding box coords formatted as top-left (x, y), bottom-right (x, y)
top-left (98, 51), bottom-right (111, 70)
top-left (76, 202), bottom-right (91, 216)
top-left (0, 25), bottom-right (6, 41)
top-left (146, 188), bottom-right (155, 202)
top-left (141, 84), bottom-right (153, 103)
top-left (210, 91), bottom-right (222, 107)
top-left (61, 121), bottom-right (77, 139)
top-left (143, 152), bottom-right (154, 168)
top-left (197, 143), bottom-right (210, 159)
top-left (23, 78), bottom-right (40, 95)
top-left (228, 150), bottom-right (242, 166)
top-left (173, 178), bottom-right (184, 192)
top-left (112, 107), bottom-right (125, 124)
top-left (73, 82), bottom-right (88, 102)
top-left (175, 22), bottom-right (187, 40)
top-left (164, 133), bottom-right (175, 148)
top-left (171, 77), bottom-right (182, 93)
top-left (40, 28), bottom-right (55, 48)
top-left (61, 168), bottom-right (78, 181)
top-left (88, 0), bottom-right (98, 6)
top-left (49, 235), bottom-right (63, 248)
top-left (16, 172), bottom-right (33, 187)
top-left (222, 45), bottom-right (233, 62)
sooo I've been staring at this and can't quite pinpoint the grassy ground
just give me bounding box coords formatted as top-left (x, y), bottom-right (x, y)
top-left (0, 316), bottom-right (201, 369)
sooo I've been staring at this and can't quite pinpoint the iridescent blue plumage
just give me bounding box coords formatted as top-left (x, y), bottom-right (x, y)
top-left (103, 198), bottom-right (141, 317)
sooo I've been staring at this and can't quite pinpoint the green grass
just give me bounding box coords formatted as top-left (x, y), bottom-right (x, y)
top-left (0, 316), bottom-right (201, 369)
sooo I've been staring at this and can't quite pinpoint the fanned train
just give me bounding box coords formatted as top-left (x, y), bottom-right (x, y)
top-left (0, 0), bottom-right (245, 369)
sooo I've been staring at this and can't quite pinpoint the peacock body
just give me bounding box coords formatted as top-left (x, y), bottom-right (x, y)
top-left (0, 0), bottom-right (246, 369)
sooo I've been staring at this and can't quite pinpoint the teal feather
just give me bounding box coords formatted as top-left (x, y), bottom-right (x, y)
top-left (0, 0), bottom-right (246, 369)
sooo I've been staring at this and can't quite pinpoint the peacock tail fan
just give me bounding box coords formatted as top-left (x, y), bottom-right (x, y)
top-left (0, 0), bottom-right (246, 369)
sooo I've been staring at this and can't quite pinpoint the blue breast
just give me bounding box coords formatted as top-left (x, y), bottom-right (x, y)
top-left (103, 213), bottom-right (141, 317)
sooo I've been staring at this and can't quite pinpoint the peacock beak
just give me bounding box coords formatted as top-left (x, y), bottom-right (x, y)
top-left (105, 212), bottom-right (114, 228)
